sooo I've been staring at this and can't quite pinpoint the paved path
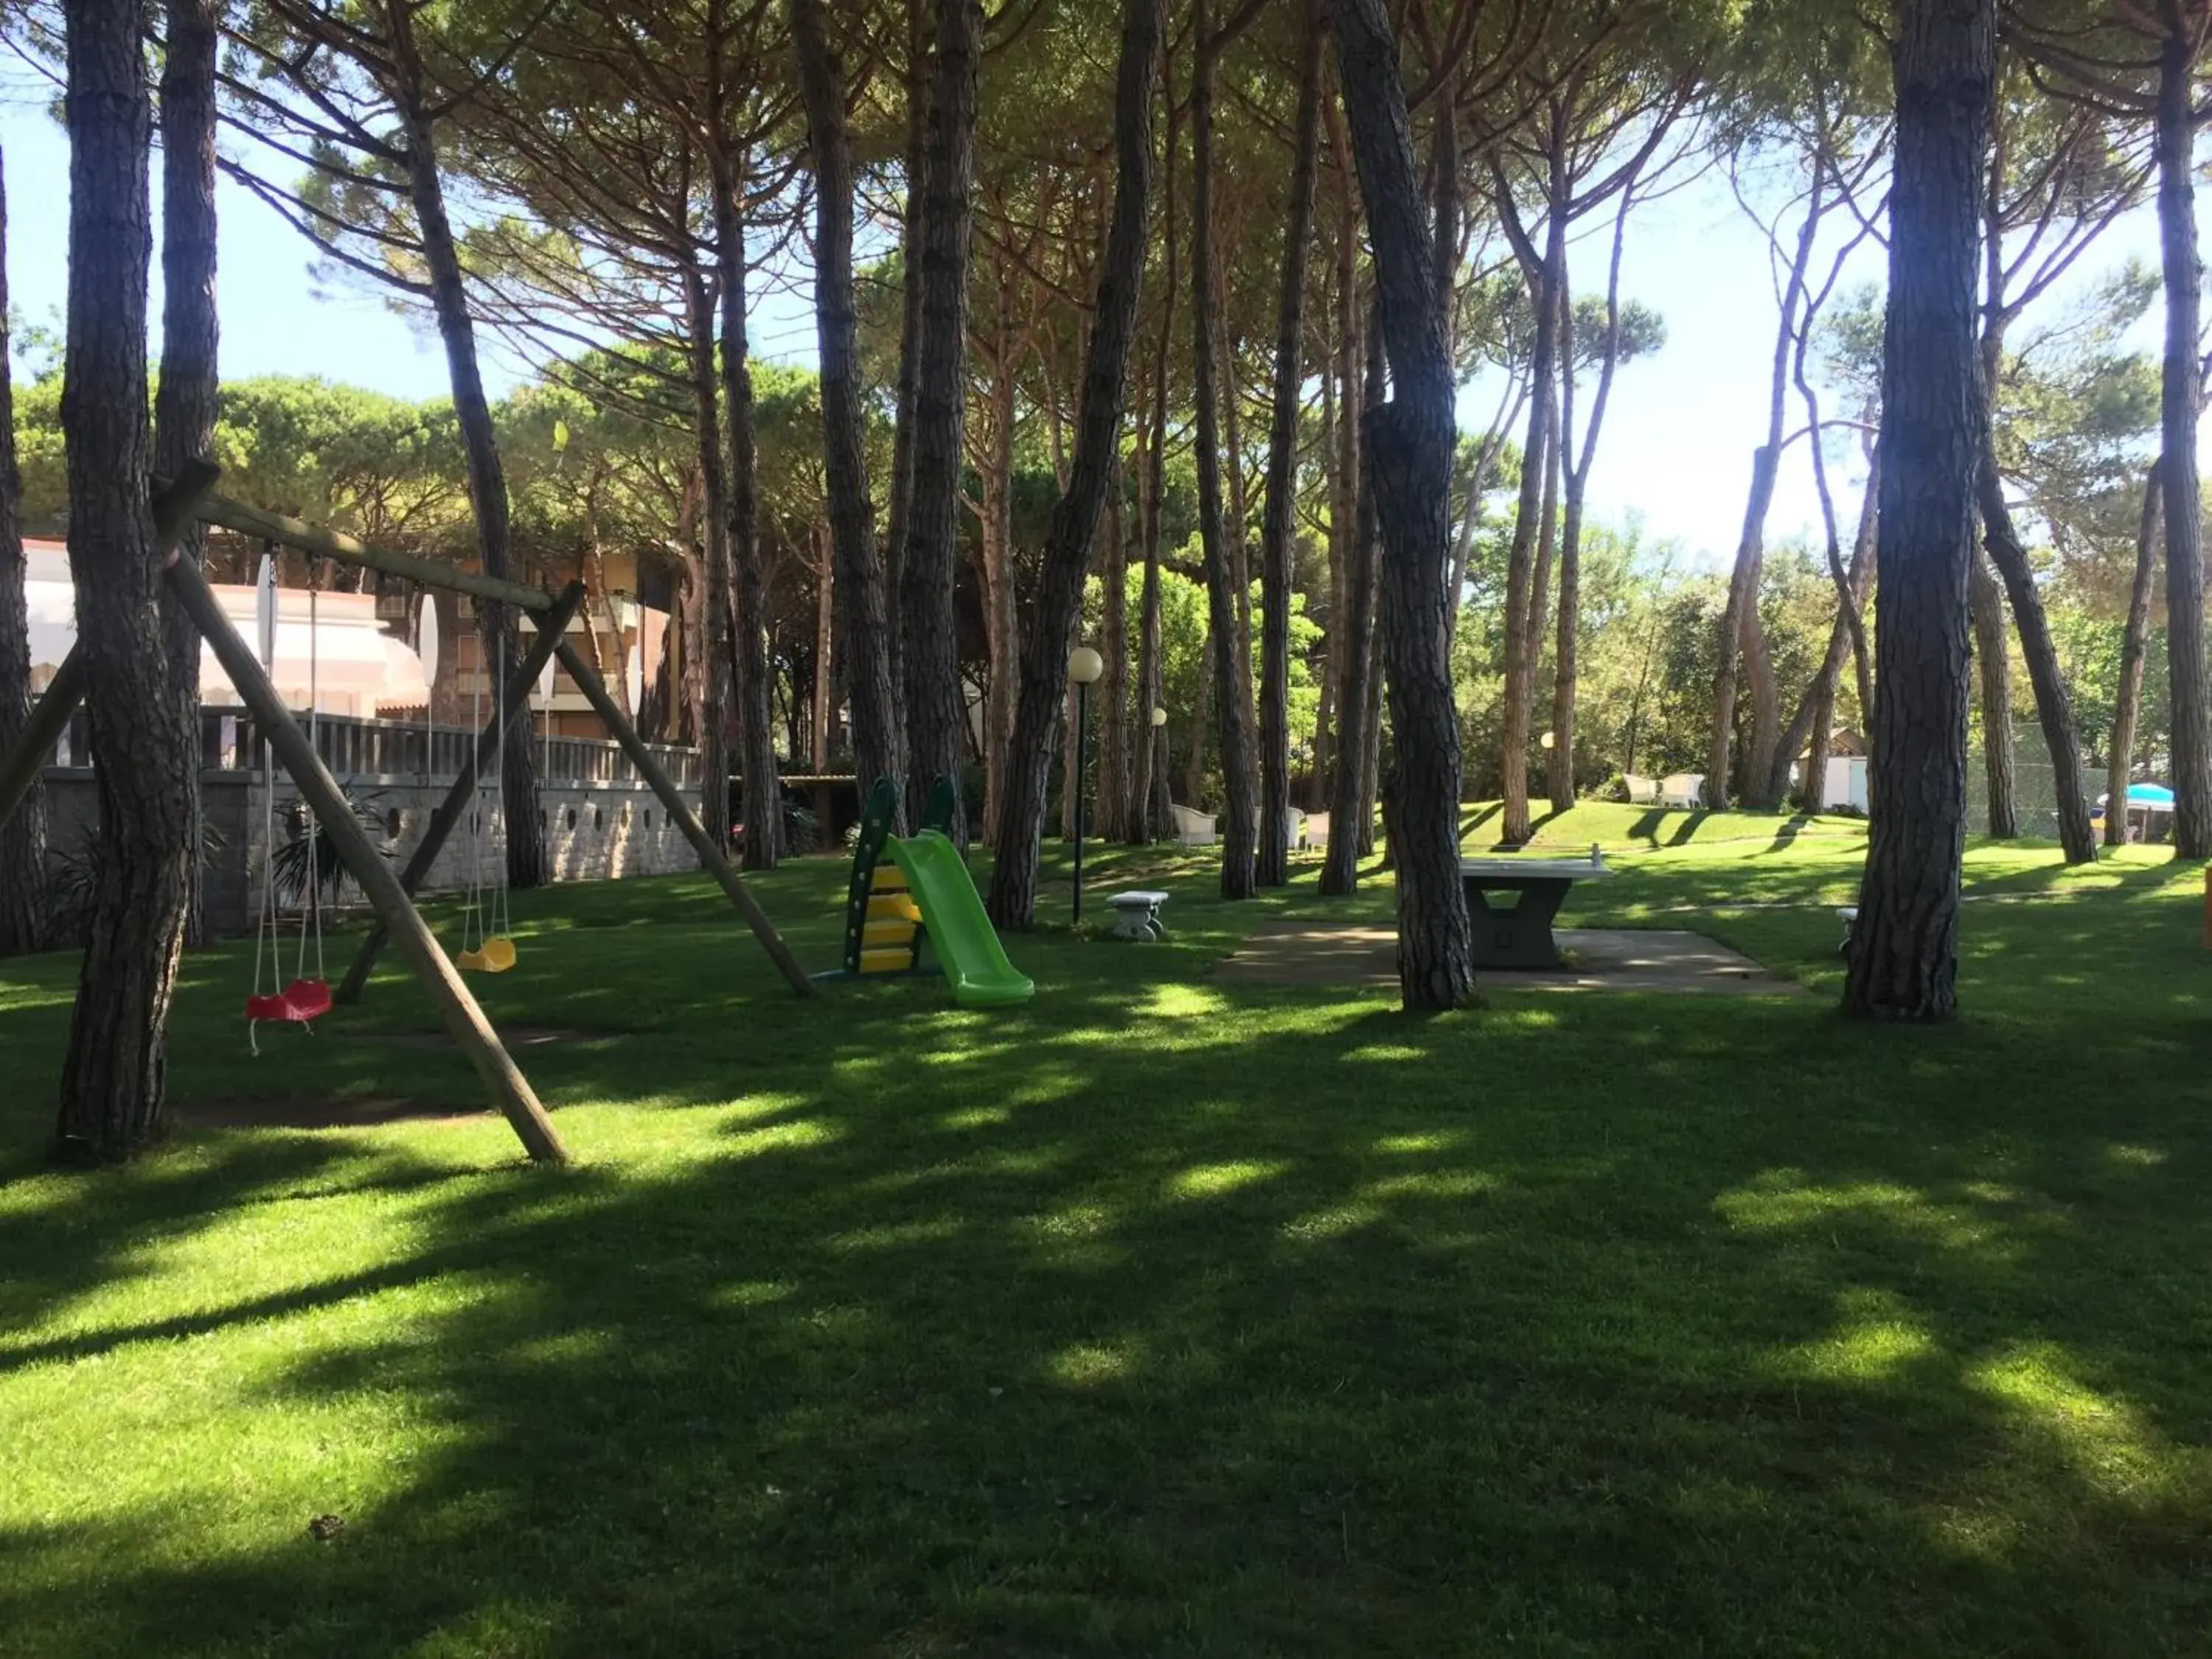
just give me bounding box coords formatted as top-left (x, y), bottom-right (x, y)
top-left (1214, 924), bottom-right (1809, 997)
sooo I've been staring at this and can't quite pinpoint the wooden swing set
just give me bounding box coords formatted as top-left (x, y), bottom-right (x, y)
top-left (0, 462), bottom-right (815, 1166)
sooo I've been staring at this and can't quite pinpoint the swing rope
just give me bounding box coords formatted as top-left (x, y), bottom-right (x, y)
top-left (458, 614), bottom-right (517, 973)
top-left (246, 551), bottom-right (334, 1053)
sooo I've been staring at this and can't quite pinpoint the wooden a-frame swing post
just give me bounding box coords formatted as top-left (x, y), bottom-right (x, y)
top-left (163, 538), bottom-right (571, 1164)
top-left (551, 636), bottom-right (818, 996)
top-left (0, 466), bottom-right (568, 1162)
top-left (191, 485), bottom-right (815, 998)
top-left (335, 578), bottom-right (589, 1004)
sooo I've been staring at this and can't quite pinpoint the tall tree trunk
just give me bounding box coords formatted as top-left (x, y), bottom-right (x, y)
top-left (1256, 0), bottom-right (1322, 886)
top-left (1843, 0), bottom-right (1992, 1022)
top-left (1131, 63), bottom-right (1179, 846)
top-left (1328, 0), bottom-right (1471, 1008)
top-left (884, 0), bottom-right (930, 709)
top-left (1131, 319), bottom-right (1172, 838)
top-left (1319, 305), bottom-right (1382, 894)
top-left (1711, 170), bottom-right (1828, 811)
top-left (683, 268), bottom-right (738, 851)
top-left (813, 520), bottom-right (834, 770)
top-left (1549, 198), bottom-right (1632, 812)
top-left (2107, 457), bottom-right (2163, 846)
top-left (1523, 394), bottom-right (1561, 749)
top-left (1968, 549), bottom-right (2014, 835)
top-left (1978, 451), bottom-right (2098, 861)
top-left (976, 283), bottom-right (1019, 836)
top-left (1191, 4), bottom-right (1259, 899)
top-left (390, 4), bottom-right (543, 888)
top-left (901, 0), bottom-right (981, 839)
top-left (0, 148), bottom-right (44, 957)
top-left (1706, 445), bottom-right (1775, 810)
top-left (1772, 452), bottom-right (1878, 806)
top-left (793, 0), bottom-right (903, 813)
top-left (984, 0), bottom-right (1159, 927)
top-left (1498, 198), bottom-right (1559, 845)
top-left (1097, 455), bottom-right (1131, 841)
top-left (712, 141), bottom-right (782, 869)
top-left (57, 0), bottom-right (196, 1157)
top-left (1324, 157), bottom-right (1361, 809)
top-left (1313, 327), bottom-right (1340, 795)
top-left (2157, 7), bottom-right (2211, 858)
top-left (154, 0), bottom-right (216, 947)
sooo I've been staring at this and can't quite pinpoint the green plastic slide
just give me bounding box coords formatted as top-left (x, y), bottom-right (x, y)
top-left (886, 831), bottom-right (1035, 1007)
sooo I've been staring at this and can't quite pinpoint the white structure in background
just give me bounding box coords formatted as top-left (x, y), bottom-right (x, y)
top-left (1823, 755), bottom-right (1869, 813)
top-left (24, 540), bottom-right (429, 718)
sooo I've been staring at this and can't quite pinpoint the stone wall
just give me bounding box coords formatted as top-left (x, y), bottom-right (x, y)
top-left (38, 765), bottom-right (703, 942)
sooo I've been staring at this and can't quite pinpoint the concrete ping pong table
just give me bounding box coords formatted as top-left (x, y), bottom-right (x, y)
top-left (1460, 847), bottom-right (1617, 970)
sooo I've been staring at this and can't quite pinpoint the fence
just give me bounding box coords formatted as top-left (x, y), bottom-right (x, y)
top-left (44, 703), bottom-right (703, 790)
top-left (33, 700), bottom-right (708, 938)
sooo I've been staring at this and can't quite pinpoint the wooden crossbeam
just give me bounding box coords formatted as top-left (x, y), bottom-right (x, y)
top-left (164, 526), bottom-right (569, 1164)
top-left (0, 471), bottom-right (218, 833)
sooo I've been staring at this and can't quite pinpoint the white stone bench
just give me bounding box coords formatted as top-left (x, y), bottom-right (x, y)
top-left (1108, 890), bottom-right (1170, 941)
top-left (1837, 905), bottom-right (1857, 955)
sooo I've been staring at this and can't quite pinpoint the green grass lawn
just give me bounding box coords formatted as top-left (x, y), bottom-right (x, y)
top-left (4, 805), bottom-right (2211, 1656)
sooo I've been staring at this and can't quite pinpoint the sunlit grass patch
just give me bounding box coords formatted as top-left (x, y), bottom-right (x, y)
top-left (0, 834), bottom-right (2208, 1655)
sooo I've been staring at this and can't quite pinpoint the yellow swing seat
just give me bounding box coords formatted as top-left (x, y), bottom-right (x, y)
top-left (459, 936), bottom-right (518, 974)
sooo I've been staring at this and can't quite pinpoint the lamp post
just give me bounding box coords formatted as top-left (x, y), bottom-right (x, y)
top-left (1150, 704), bottom-right (1168, 842)
top-left (1068, 646), bottom-right (1105, 923)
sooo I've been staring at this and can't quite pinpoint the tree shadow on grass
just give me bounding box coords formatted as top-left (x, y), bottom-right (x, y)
top-left (10, 980), bottom-right (2212, 1651)
top-left (7, 863), bottom-right (2212, 1655)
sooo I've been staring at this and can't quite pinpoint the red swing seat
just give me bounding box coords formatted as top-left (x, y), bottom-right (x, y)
top-left (246, 978), bottom-right (333, 1026)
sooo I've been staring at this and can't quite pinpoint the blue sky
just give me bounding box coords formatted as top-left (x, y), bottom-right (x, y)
top-left (4, 93), bottom-right (2167, 572)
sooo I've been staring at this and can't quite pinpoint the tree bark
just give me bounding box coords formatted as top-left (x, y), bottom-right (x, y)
top-left (1256, 0), bottom-right (1323, 886)
top-left (390, 1), bottom-right (543, 889)
top-left (883, 0), bottom-right (931, 712)
top-left (1712, 164), bottom-right (1834, 812)
top-left (154, 0), bottom-right (217, 948)
top-left (2156, 6), bottom-right (2211, 858)
top-left (1706, 445), bottom-right (1775, 810)
top-left (1550, 195), bottom-right (1633, 812)
top-left (984, 0), bottom-right (1158, 926)
top-left (1498, 191), bottom-right (1559, 846)
top-left (682, 266), bottom-right (737, 852)
top-left (1329, 0), bottom-right (1472, 1008)
top-left (1323, 153), bottom-right (1361, 810)
top-left (793, 0), bottom-right (904, 815)
top-left (2107, 457), bottom-right (2163, 846)
top-left (1191, 0), bottom-right (1259, 900)
top-left (1772, 450), bottom-right (1877, 807)
top-left (1131, 291), bottom-right (1172, 841)
top-left (975, 280), bottom-right (1020, 835)
top-left (1319, 309), bottom-right (1382, 895)
top-left (1843, 0), bottom-right (1992, 1022)
top-left (1968, 548), bottom-right (2015, 835)
top-left (1978, 449), bottom-right (2098, 861)
top-left (0, 147), bottom-right (44, 957)
top-left (901, 0), bottom-right (982, 840)
top-left (712, 140), bottom-right (782, 870)
top-left (56, 0), bottom-right (198, 1158)
top-left (1097, 456), bottom-right (1132, 841)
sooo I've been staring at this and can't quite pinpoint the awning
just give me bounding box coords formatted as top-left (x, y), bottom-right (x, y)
top-left (25, 560), bottom-right (430, 718)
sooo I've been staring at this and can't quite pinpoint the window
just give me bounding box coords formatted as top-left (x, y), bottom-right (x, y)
top-left (645, 810), bottom-right (654, 829)
top-left (595, 808), bottom-right (605, 830)
top-left (386, 809), bottom-right (403, 839)
top-left (566, 808), bottom-right (577, 830)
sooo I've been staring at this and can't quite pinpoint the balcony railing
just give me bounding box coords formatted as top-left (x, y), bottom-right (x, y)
top-left (37, 699), bottom-right (701, 790)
